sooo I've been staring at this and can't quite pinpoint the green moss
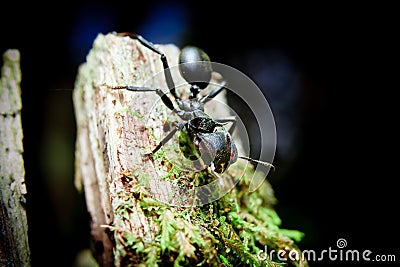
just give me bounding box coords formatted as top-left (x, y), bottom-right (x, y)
top-left (110, 115), bottom-right (308, 267)
top-left (178, 128), bottom-right (201, 161)
top-left (219, 254), bottom-right (231, 266)
top-left (116, 108), bottom-right (144, 119)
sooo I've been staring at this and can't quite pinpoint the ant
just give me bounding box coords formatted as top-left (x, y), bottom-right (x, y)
top-left (107, 32), bottom-right (274, 182)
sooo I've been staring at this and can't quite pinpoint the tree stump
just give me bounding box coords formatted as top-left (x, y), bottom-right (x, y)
top-left (0, 49), bottom-right (30, 266)
top-left (73, 33), bottom-right (307, 267)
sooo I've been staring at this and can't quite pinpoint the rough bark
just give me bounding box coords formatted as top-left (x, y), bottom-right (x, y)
top-left (0, 49), bottom-right (30, 266)
top-left (73, 33), bottom-right (230, 265)
top-left (73, 33), bottom-right (184, 266)
top-left (73, 33), bottom-right (307, 267)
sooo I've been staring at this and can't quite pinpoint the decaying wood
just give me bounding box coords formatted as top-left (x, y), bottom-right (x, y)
top-left (0, 49), bottom-right (30, 266)
top-left (74, 32), bottom-right (237, 265)
top-left (73, 33), bottom-right (233, 266)
top-left (73, 33), bottom-right (308, 267)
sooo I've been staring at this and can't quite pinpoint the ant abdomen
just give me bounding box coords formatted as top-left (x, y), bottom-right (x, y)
top-left (179, 46), bottom-right (212, 89)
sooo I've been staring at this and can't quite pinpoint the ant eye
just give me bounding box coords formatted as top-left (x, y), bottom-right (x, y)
top-left (179, 46), bottom-right (212, 89)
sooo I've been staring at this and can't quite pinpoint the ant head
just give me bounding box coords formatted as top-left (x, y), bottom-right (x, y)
top-left (179, 46), bottom-right (212, 91)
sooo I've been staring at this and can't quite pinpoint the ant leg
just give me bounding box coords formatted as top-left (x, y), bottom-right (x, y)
top-left (200, 81), bottom-right (227, 104)
top-left (238, 156), bottom-right (275, 171)
top-left (146, 128), bottom-right (177, 156)
top-left (146, 121), bottom-right (186, 156)
top-left (214, 116), bottom-right (237, 135)
top-left (117, 32), bottom-right (180, 104)
top-left (109, 85), bottom-right (176, 112)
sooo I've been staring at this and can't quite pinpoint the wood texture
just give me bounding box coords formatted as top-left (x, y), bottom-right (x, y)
top-left (75, 33), bottom-right (173, 266)
top-left (0, 49), bottom-right (30, 266)
top-left (73, 33), bottom-right (307, 267)
top-left (73, 33), bottom-right (233, 266)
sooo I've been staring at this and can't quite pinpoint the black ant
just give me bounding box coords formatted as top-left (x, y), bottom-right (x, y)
top-left (107, 32), bottom-right (274, 182)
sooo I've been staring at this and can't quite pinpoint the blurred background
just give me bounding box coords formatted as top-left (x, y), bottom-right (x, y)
top-left (1, 1), bottom-right (397, 266)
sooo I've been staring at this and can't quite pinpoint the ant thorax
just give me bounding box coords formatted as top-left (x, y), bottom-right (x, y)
top-left (177, 99), bottom-right (206, 121)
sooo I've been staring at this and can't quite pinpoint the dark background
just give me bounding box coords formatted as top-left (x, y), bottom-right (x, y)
top-left (1, 1), bottom-right (397, 266)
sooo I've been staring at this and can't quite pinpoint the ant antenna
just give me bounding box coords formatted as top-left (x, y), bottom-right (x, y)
top-left (238, 156), bottom-right (276, 172)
